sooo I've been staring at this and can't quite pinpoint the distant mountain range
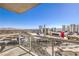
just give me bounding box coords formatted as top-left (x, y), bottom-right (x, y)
top-left (0, 28), bottom-right (39, 31)
top-left (0, 28), bottom-right (24, 30)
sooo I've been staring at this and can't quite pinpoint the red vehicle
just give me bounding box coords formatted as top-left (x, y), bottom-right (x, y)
top-left (60, 31), bottom-right (64, 38)
top-left (51, 31), bottom-right (65, 38)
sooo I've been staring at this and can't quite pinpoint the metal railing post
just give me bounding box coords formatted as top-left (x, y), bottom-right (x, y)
top-left (29, 36), bottom-right (32, 51)
top-left (18, 35), bottom-right (21, 45)
top-left (52, 38), bottom-right (55, 56)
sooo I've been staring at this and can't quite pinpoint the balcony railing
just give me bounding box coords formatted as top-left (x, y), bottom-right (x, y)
top-left (20, 34), bottom-right (79, 56)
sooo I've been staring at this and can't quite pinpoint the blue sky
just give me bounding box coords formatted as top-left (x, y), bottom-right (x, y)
top-left (0, 3), bottom-right (79, 29)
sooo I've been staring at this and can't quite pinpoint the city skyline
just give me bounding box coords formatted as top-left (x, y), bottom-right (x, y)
top-left (1, 3), bottom-right (79, 29)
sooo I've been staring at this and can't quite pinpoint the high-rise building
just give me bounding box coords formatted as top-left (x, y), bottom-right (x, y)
top-left (39, 25), bottom-right (50, 35)
top-left (45, 28), bottom-right (50, 35)
top-left (77, 25), bottom-right (79, 33)
top-left (62, 25), bottom-right (65, 32)
top-left (75, 25), bottom-right (78, 33)
top-left (51, 28), bottom-right (56, 32)
top-left (62, 24), bottom-right (79, 33)
top-left (67, 25), bottom-right (70, 32)
top-left (69, 24), bottom-right (77, 33)
top-left (39, 25), bottom-right (43, 34)
top-left (62, 25), bottom-right (68, 32)
top-left (43, 25), bottom-right (46, 35)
